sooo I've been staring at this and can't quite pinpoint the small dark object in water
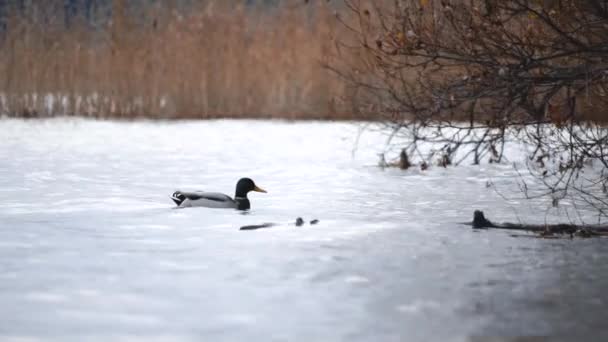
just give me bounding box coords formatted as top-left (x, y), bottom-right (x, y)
top-left (310, 219), bottom-right (319, 225)
top-left (240, 223), bottom-right (276, 231)
top-left (399, 149), bottom-right (411, 170)
top-left (439, 154), bottom-right (451, 168)
top-left (472, 210), bottom-right (491, 229)
top-left (295, 217), bottom-right (305, 226)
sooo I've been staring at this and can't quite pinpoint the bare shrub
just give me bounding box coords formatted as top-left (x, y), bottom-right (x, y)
top-left (331, 0), bottom-right (608, 218)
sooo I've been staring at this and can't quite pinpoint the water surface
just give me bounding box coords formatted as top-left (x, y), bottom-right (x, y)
top-left (1, 119), bottom-right (607, 341)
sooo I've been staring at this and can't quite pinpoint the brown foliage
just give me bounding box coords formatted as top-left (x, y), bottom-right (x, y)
top-left (0, 1), bottom-right (353, 119)
top-left (333, 0), bottom-right (608, 124)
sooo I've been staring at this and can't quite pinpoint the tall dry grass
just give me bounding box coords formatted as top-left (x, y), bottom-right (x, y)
top-left (0, 0), bottom-right (352, 119)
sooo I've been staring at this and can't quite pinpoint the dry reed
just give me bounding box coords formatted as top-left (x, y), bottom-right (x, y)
top-left (0, 0), bottom-right (352, 119)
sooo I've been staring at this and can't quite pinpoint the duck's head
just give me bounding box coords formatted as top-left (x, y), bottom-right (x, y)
top-left (235, 178), bottom-right (267, 198)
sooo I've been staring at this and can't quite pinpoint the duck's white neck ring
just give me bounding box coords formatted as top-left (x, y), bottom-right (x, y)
top-left (235, 196), bottom-right (247, 201)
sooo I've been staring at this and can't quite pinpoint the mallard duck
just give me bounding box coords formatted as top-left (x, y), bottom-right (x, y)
top-left (171, 178), bottom-right (266, 210)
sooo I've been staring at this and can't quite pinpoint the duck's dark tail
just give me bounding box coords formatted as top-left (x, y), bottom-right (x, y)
top-left (171, 191), bottom-right (186, 206)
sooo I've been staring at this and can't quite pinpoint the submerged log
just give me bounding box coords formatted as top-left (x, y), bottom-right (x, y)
top-left (470, 210), bottom-right (608, 237)
top-left (239, 223), bottom-right (277, 231)
top-left (240, 217), bottom-right (319, 231)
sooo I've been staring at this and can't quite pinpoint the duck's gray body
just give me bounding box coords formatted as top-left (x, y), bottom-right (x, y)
top-left (171, 191), bottom-right (240, 208)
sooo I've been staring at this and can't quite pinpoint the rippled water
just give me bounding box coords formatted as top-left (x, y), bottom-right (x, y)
top-left (1, 118), bottom-right (607, 341)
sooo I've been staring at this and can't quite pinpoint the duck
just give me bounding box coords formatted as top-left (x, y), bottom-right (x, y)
top-left (171, 178), bottom-right (267, 210)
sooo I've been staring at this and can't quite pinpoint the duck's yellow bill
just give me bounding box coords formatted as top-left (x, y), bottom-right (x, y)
top-left (253, 185), bottom-right (267, 193)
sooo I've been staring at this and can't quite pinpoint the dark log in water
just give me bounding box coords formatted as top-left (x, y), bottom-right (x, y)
top-left (239, 223), bottom-right (277, 231)
top-left (470, 210), bottom-right (608, 237)
top-left (240, 218), bottom-right (319, 231)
